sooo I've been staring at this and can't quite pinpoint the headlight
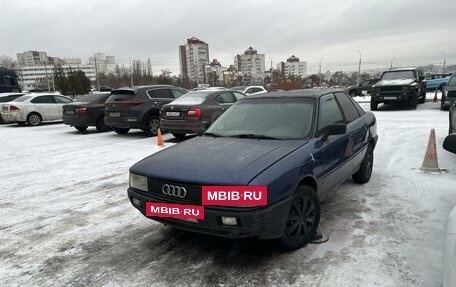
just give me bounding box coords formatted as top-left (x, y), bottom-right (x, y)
top-left (408, 85), bottom-right (417, 91)
top-left (130, 173), bottom-right (148, 191)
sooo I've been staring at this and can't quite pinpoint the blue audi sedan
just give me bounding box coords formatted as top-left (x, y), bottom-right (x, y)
top-left (128, 89), bottom-right (378, 250)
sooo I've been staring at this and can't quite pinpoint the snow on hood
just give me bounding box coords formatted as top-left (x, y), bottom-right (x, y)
top-left (375, 79), bottom-right (416, 86)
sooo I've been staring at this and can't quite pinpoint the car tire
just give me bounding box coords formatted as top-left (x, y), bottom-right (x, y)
top-left (409, 95), bottom-right (417, 109)
top-left (96, 117), bottom-right (111, 133)
top-left (17, 121), bottom-right (26, 126)
top-left (349, 90), bottom-right (357, 97)
top-left (418, 90), bottom-right (426, 104)
top-left (172, 133), bottom-right (186, 139)
top-left (75, 126), bottom-right (88, 132)
top-left (113, 127), bottom-right (130, 134)
top-left (352, 143), bottom-right (374, 184)
top-left (450, 112), bottom-right (454, 135)
top-left (278, 185), bottom-right (320, 251)
top-left (370, 98), bottom-right (378, 111)
top-left (144, 116), bottom-right (160, 137)
top-left (27, 112), bottom-right (42, 126)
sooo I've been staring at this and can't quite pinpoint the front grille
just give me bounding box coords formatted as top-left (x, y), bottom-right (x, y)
top-left (447, 91), bottom-right (456, 98)
top-left (147, 178), bottom-right (202, 205)
top-left (380, 86), bottom-right (402, 92)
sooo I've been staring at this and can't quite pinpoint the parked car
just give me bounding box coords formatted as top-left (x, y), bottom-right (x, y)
top-left (104, 85), bottom-right (187, 136)
top-left (128, 89), bottom-right (378, 250)
top-left (370, 68), bottom-right (426, 110)
top-left (0, 93), bottom-right (72, 126)
top-left (232, 85), bottom-right (267, 96)
top-left (0, 92), bottom-right (27, 123)
top-left (425, 73), bottom-right (452, 91)
top-left (442, 75), bottom-right (456, 111)
top-left (160, 90), bottom-right (245, 138)
top-left (443, 134), bottom-right (456, 154)
top-left (347, 79), bottom-right (379, 97)
top-left (62, 92), bottom-right (112, 132)
top-left (449, 100), bottom-right (456, 134)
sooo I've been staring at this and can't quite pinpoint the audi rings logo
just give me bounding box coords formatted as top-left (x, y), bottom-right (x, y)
top-left (162, 184), bottom-right (187, 198)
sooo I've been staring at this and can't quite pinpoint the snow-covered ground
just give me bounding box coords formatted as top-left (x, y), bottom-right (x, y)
top-left (1, 94), bottom-right (455, 286)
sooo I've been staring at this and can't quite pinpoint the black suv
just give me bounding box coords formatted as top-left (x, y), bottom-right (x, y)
top-left (105, 85), bottom-right (187, 136)
top-left (370, 68), bottom-right (426, 110)
top-left (347, 79), bottom-right (379, 97)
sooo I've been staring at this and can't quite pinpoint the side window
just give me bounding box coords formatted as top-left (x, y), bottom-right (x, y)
top-left (334, 92), bottom-right (360, 123)
top-left (215, 92), bottom-right (236, 104)
top-left (245, 88), bottom-right (253, 94)
top-left (171, 89), bottom-right (186, 98)
top-left (317, 94), bottom-right (344, 133)
top-left (31, 96), bottom-right (55, 104)
top-left (54, 96), bottom-right (72, 103)
top-left (147, 89), bottom-right (173, 98)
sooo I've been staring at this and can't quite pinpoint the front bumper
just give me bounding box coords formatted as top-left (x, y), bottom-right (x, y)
top-left (128, 187), bottom-right (292, 239)
top-left (371, 91), bottom-right (418, 103)
top-left (160, 119), bottom-right (208, 134)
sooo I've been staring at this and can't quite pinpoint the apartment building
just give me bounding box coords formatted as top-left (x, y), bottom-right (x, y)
top-left (277, 55), bottom-right (307, 78)
top-left (234, 47), bottom-right (265, 84)
top-left (179, 37), bottom-right (210, 84)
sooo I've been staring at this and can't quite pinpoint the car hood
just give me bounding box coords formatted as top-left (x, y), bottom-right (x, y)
top-left (130, 136), bottom-right (308, 185)
top-left (375, 79), bottom-right (416, 86)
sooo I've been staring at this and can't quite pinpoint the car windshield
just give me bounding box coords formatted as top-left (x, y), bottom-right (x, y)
top-left (168, 92), bottom-right (210, 105)
top-left (206, 98), bottom-right (315, 140)
top-left (381, 71), bottom-right (415, 80)
top-left (448, 76), bottom-right (456, 86)
top-left (13, 95), bottom-right (31, 102)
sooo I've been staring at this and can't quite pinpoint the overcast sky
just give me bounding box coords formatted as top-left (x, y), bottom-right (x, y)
top-left (1, 0), bottom-right (455, 75)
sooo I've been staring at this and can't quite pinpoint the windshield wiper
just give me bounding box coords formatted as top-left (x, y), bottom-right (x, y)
top-left (228, 134), bottom-right (281, 140)
top-left (203, 132), bottom-right (223, 138)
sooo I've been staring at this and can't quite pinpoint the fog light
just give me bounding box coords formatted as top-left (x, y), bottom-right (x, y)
top-left (221, 216), bottom-right (238, 226)
top-left (132, 197), bottom-right (142, 207)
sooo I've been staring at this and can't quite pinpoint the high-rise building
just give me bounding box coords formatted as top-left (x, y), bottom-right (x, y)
top-left (89, 53), bottom-right (117, 74)
top-left (234, 47), bottom-right (265, 84)
top-left (16, 51), bottom-right (49, 66)
top-left (204, 59), bottom-right (226, 86)
top-left (179, 37), bottom-right (210, 84)
top-left (277, 55), bottom-right (307, 78)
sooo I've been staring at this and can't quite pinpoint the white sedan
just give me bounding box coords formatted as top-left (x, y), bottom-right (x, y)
top-left (1, 93), bottom-right (73, 126)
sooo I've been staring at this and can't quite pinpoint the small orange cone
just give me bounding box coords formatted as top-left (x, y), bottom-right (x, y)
top-left (157, 128), bottom-right (164, 147)
top-left (433, 91), bottom-right (438, 103)
top-left (420, 128), bottom-right (440, 172)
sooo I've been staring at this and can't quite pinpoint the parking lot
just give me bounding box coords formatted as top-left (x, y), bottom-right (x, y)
top-left (1, 95), bottom-right (455, 287)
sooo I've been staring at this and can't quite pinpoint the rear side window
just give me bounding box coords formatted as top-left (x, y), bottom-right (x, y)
top-left (13, 95), bottom-right (31, 102)
top-left (31, 96), bottom-right (55, 104)
top-left (334, 92), bottom-right (360, 123)
top-left (215, 92), bottom-right (236, 104)
top-left (147, 89), bottom-right (173, 99)
top-left (0, 95), bottom-right (22, 103)
top-left (233, 92), bottom-right (245, 100)
top-left (317, 94), bottom-right (344, 133)
top-left (54, 96), bottom-right (72, 103)
top-left (449, 76), bottom-right (456, 86)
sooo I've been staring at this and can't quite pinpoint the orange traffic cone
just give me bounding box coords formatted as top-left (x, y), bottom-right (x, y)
top-left (433, 91), bottom-right (438, 103)
top-left (157, 128), bottom-right (164, 147)
top-left (420, 128), bottom-right (440, 172)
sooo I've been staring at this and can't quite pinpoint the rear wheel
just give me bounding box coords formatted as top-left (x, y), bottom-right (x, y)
top-left (349, 90), bottom-right (357, 97)
top-left (172, 133), bottom-right (186, 139)
top-left (352, 143), bottom-right (374, 183)
top-left (278, 185), bottom-right (320, 251)
top-left (113, 127), bottom-right (130, 134)
top-left (27, 112), bottom-right (42, 126)
top-left (144, 116), bottom-right (160, 137)
top-left (370, 98), bottom-right (378, 111)
top-left (96, 117), bottom-right (111, 133)
top-left (409, 95), bottom-right (417, 109)
top-left (75, 126), bottom-right (88, 132)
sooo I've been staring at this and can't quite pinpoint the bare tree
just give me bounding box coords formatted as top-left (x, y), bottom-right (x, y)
top-left (0, 55), bottom-right (17, 69)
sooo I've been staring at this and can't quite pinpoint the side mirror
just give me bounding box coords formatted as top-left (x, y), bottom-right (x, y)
top-left (443, 134), bottom-right (456, 154)
top-left (419, 76), bottom-right (425, 81)
top-left (322, 123), bottom-right (347, 141)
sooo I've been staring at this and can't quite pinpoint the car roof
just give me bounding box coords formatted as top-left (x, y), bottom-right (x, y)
top-left (0, 92), bottom-right (26, 97)
top-left (387, 68), bottom-right (418, 72)
top-left (114, 85), bottom-right (176, 93)
top-left (246, 88), bottom-right (344, 100)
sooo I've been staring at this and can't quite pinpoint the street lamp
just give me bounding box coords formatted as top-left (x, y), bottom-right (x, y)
top-left (319, 57), bottom-right (324, 87)
top-left (390, 57), bottom-right (396, 70)
top-left (441, 51), bottom-right (447, 73)
top-left (357, 50), bottom-right (362, 84)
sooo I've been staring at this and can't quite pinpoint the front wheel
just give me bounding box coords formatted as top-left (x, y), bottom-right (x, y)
top-left (349, 90), bottom-right (357, 97)
top-left (75, 126), bottom-right (88, 132)
top-left (96, 117), bottom-right (111, 133)
top-left (172, 133), bottom-right (186, 139)
top-left (409, 95), bottom-right (417, 109)
top-left (113, 127), bottom-right (130, 134)
top-left (370, 98), bottom-right (378, 111)
top-left (278, 185), bottom-right (320, 251)
top-left (352, 143), bottom-right (374, 183)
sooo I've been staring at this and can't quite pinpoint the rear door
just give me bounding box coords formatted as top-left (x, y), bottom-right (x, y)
top-left (30, 95), bottom-right (56, 120)
top-left (54, 95), bottom-right (73, 120)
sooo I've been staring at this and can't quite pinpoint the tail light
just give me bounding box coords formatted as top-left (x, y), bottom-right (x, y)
top-left (122, 101), bottom-right (144, 107)
top-left (75, 107), bottom-right (88, 113)
top-left (188, 108), bottom-right (201, 117)
top-left (10, 105), bottom-right (20, 111)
